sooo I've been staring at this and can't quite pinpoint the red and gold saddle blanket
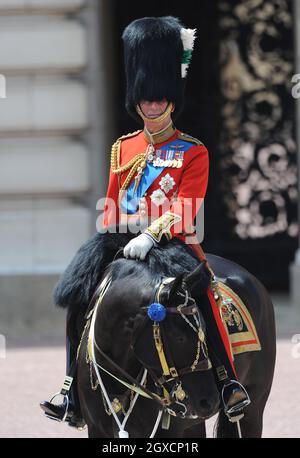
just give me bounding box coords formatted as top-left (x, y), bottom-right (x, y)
top-left (217, 281), bottom-right (261, 358)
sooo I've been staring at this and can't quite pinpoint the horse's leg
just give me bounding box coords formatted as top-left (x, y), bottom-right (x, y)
top-left (215, 410), bottom-right (239, 438)
top-left (154, 419), bottom-right (206, 439)
top-left (87, 425), bottom-right (109, 438)
top-left (183, 421), bottom-right (206, 438)
top-left (88, 426), bottom-right (100, 438)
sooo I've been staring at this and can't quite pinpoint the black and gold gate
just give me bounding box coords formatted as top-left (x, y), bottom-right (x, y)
top-left (113, 0), bottom-right (297, 290)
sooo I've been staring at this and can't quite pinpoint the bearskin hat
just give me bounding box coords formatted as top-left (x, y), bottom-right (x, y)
top-left (122, 16), bottom-right (196, 123)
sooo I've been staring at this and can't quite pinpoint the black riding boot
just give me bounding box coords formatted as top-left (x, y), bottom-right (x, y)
top-left (40, 313), bottom-right (85, 429)
top-left (199, 292), bottom-right (250, 419)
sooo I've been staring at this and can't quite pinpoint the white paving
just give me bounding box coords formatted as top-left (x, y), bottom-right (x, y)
top-left (0, 339), bottom-right (299, 438)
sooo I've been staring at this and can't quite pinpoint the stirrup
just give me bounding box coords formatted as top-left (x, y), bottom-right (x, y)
top-left (45, 392), bottom-right (70, 422)
top-left (44, 375), bottom-right (73, 422)
top-left (222, 380), bottom-right (251, 419)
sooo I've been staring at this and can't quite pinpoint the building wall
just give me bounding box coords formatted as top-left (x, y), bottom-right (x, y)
top-left (0, 0), bottom-right (116, 339)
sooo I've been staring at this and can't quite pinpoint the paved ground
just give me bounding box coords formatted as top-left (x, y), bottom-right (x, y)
top-left (0, 296), bottom-right (299, 438)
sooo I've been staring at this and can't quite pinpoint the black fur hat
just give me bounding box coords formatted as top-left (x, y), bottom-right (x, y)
top-left (122, 16), bottom-right (196, 123)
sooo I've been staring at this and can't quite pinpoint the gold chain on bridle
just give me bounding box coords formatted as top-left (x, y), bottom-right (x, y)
top-left (175, 291), bottom-right (210, 372)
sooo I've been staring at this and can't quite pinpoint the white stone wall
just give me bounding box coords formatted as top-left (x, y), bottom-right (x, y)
top-left (0, 17), bottom-right (86, 71)
top-left (0, 0), bottom-right (111, 276)
top-left (0, 138), bottom-right (90, 193)
top-left (0, 78), bottom-right (88, 131)
top-left (0, 199), bottom-right (90, 274)
top-left (0, 0), bottom-right (85, 11)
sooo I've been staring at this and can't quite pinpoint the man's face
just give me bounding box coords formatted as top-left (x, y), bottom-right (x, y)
top-left (139, 99), bottom-right (168, 118)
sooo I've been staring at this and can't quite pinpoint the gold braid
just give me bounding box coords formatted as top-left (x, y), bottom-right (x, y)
top-left (110, 131), bottom-right (147, 191)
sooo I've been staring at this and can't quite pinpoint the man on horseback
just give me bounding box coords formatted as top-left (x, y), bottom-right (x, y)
top-left (40, 16), bottom-right (249, 429)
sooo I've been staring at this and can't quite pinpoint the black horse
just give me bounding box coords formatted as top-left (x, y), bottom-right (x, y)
top-left (53, 231), bottom-right (276, 438)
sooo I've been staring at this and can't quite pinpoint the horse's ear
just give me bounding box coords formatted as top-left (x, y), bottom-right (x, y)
top-left (184, 262), bottom-right (212, 296)
top-left (169, 273), bottom-right (185, 297)
top-left (159, 273), bottom-right (185, 303)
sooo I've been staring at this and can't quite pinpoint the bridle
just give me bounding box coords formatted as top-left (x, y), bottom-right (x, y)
top-left (86, 275), bottom-right (212, 415)
top-left (130, 277), bottom-right (212, 416)
top-left (84, 257), bottom-right (249, 438)
top-left (83, 274), bottom-right (212, 437)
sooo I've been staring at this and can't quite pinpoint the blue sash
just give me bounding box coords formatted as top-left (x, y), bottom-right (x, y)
top-left (120, 139), bottom-right (193, 214)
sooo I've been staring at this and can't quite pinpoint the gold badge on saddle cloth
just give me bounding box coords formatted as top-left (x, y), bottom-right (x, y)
top-left (216, 281), bottom-right (261, 357)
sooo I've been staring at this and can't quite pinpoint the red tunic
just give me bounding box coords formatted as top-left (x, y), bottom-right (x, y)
top-left (101, 128), bottom-right (236, 375)
top-left (102, 128), bottom-right (209, 246)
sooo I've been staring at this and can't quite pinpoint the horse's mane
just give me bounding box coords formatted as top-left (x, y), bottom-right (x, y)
top-left (105, 238), bottom-right (200, 280)
top-left (53, 231), bottom-right (200, 312)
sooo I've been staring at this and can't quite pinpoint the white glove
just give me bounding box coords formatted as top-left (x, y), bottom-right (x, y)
top-left (123, 233), bottom-right (157, 260)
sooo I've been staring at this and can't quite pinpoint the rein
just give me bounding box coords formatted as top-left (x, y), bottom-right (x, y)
top-left (86, 280), bottom-right (165, 406)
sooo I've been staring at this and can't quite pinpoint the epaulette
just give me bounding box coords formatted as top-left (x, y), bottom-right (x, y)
top-left (110, 129), bottom-right (144, 183)
top-left (117, 129), bottom-right (142, 143)
top-left (179, 132), bottom-right (204, 146)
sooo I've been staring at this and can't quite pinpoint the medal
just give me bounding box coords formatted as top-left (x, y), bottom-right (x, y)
top-left (146, 143), bottom-right (156, 163)
top-left (151, 148), bottom-right (184, 168)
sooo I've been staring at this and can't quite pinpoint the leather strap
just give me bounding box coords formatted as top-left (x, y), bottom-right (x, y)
top-left (141, 304), bottom-right (197, 316)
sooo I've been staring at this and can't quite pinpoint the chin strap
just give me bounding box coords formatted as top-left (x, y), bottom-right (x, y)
top-left (136, 102), bottom-right (174, 123)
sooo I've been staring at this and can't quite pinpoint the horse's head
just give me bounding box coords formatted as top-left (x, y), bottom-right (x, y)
top-left (132, 261), bottom-right (220, 420)
top-left (91, 254), bottom-right (220, 421)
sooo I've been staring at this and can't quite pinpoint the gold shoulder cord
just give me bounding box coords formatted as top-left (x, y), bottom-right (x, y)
top-left (110, 130), bottom-right (148, 192)
top-left (179, 132), bottom-right (204, 146)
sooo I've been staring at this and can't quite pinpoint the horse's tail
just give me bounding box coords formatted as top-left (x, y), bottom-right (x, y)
top-left (53, 231), bottom-right (131, 312)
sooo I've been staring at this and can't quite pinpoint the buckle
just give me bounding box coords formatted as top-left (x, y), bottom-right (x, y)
top-left (216, 365), bottom-right (228, 381)
top-left (169, 367), bottom-right (178, 378)
top-left (61, 376), bottom-right (73, 395)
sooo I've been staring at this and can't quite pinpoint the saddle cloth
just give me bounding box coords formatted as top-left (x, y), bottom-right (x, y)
top-left (217, 281), bottom-right (261, 359)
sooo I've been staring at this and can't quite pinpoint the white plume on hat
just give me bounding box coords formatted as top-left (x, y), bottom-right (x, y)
top-left (180, 28), bottom-right (197, 78)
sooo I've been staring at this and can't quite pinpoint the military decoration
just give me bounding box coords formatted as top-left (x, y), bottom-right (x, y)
top-left (149, 147), bottom-right (184, 168)
top-left (150, 189), bottom-right (167, 206)
top-left (159, 173), bottom-right (175, 194)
